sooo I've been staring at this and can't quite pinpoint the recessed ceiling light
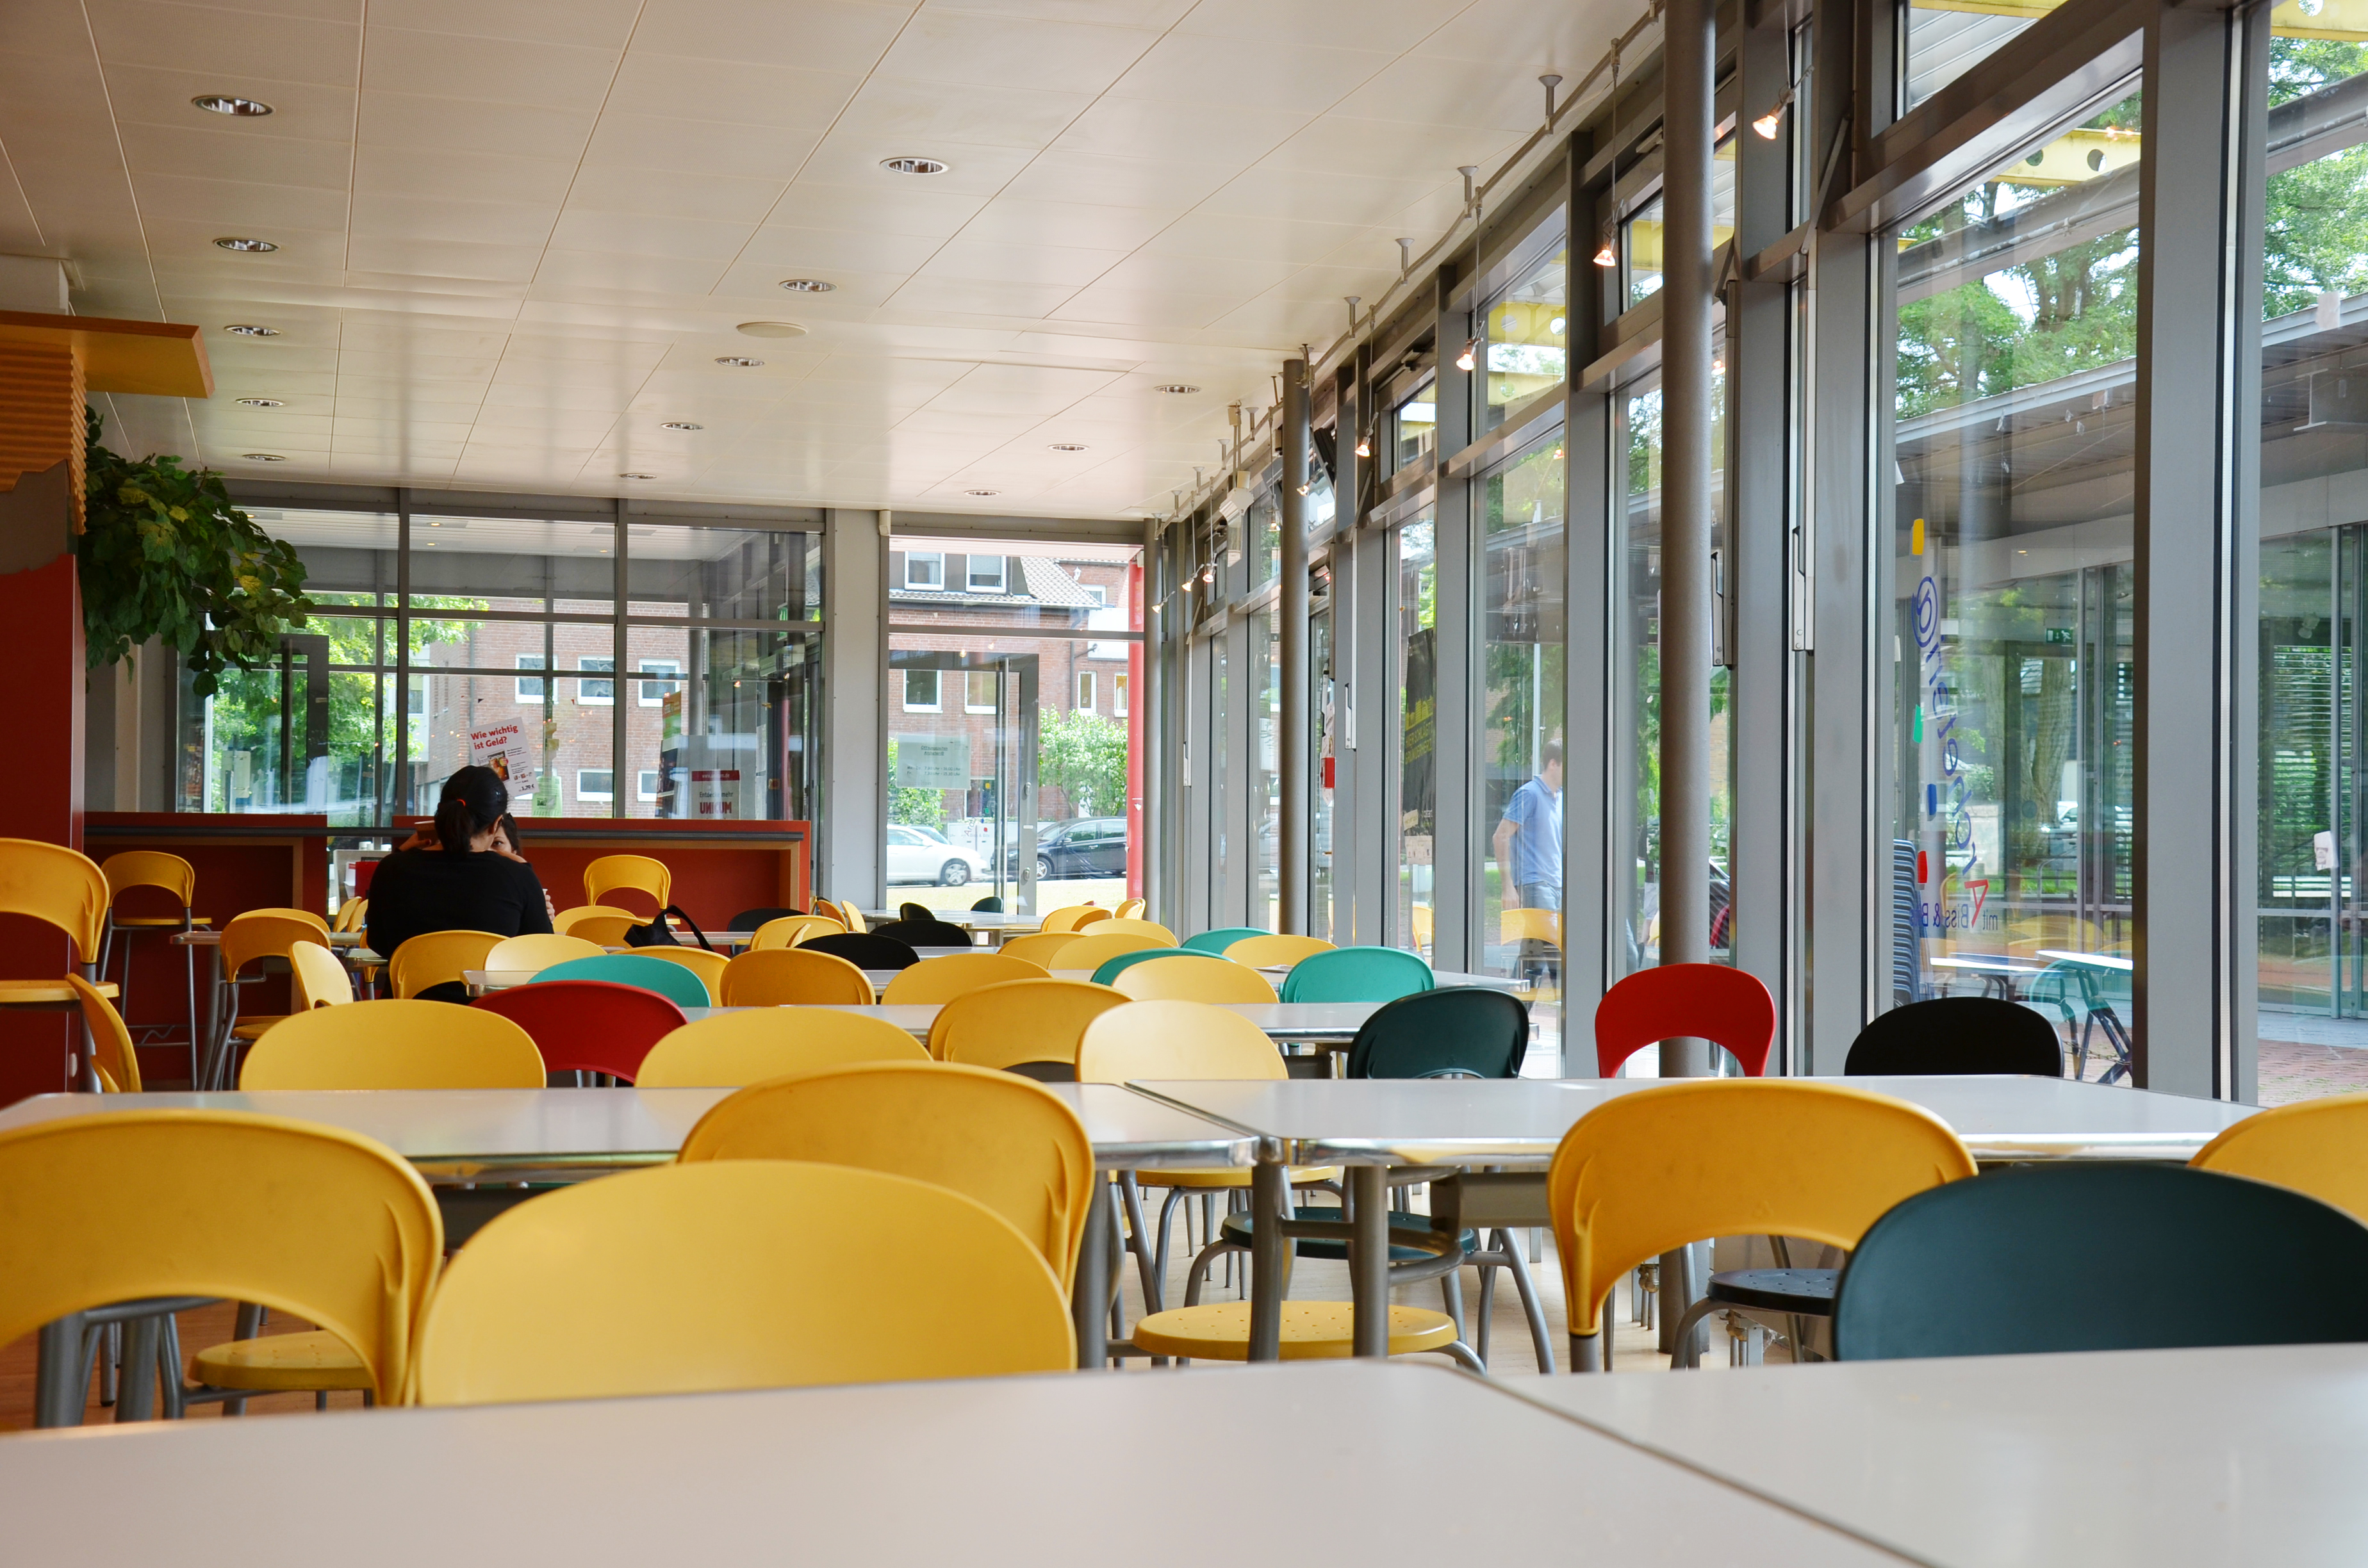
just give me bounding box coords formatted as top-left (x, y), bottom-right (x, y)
top-left (881, 156), bottom-right (948, 175)
top-left (224, 324), bottom-right (279, 336)
top-left (778, 278), bottom-right (835, 293)
top-left (620, 472), bottom-right (655, 480)
top-left (964, 488), bottom-right (1000, 496)
top-left (242, 453), bottom-right (285, 462)
top-left (659, 421), bottom-right (703, 431)
top-left (736, 321), bottom-right (807, 339)
top-left (1155, 383), bottom-right (1201, 395)
top-left (214, 236), bottom-right (277, 252)
top-left (714, 355), bottom-right (766, 367)
top-left (235, 398), bottom-right (284, 407)
top-left (1048, 443), bottom-right (1088, 452)
top-left (192, 94), bottom-right (272, 117)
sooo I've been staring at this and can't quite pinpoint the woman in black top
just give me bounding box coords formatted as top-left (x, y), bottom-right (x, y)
top-left (366, 766), bottom-right (552, 996)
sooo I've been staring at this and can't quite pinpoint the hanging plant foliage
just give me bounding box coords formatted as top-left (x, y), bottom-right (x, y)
top-left (77, 408), bottom-right (314, 696)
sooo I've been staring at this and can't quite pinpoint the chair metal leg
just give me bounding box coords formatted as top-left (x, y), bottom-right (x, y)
top-left (1117, 1175), bottom-right (1165, 1314)
top-left (1497, 1227), bottom-right (1556, 1374)
top-left (1439, 1339), bottom-right (1485, 1374)
top-left (37, 1315), bottom-right (90, 1427)
top-left (158, 1314), bottom-right (185, 1419)
top-left (1183, 1238), bottom-right (1240, 1306)
top-left (1668, 1293), bottom-right (1723, 1370)
top-left (1474, 1258), bottom-right (1498, 1367)
top-left (116, 1316), bottom-right (160, 1421)
top-left (101, 1320), bottom-right (120, 1406)
top-left (1439, 1266), bottom-right (1466, 1349)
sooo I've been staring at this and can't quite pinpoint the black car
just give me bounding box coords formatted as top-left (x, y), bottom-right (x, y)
top-left (1010, 817), bottom-right (1129, 879)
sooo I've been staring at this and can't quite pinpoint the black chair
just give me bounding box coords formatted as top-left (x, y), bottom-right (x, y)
top-left (726, 906), bottom-right (803, 933)
top-left (871, 918), bottom-right (976, 949)
top-left (898, 902), bottom-right (933, 924)
top-left (799, 931), bottom-right (922, 971)
top-left (1834, 1163), bottom-right (2368, 1360)
top-left (1844, 997), bottom-right (2064, 1077)
top-left (1344, 986), bottom-right (1529, 1079)
top-left (970, 896), bottom-right (1004, 913)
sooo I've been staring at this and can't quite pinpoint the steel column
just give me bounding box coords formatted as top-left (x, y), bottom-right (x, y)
top-left (1349, 1164), bottom-right (1391, 1356)
top-left (1073, 1177), bottom-right (1110, 1367)
top-left (1248, 1157), bottom-right (1288, 1359)
top-left (1281, 358), bottom-right (1311, 935)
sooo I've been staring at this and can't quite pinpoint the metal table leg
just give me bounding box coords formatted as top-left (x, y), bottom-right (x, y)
top-left (197, 941), bottom-right (223, 1090)
top-left (1248, 1159), bottom-right (1288, 1361)
top-left (1349, 1164), bottom-right (1390, 1357)
top-left (35, 1314), bottom-right (85, 1428)
top-left (1073, 1177), bottom-right (1110, 1368)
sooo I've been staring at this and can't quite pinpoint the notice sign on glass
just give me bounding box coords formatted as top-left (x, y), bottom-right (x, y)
top-left (470, 718), bottom-right (524, 781)
top-left (894, 734), bottom-right (971, 790)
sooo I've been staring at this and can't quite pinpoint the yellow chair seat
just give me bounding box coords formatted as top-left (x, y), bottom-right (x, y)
top-left (0, 979), bottom-right (117, 1004)
top-left (230, 1015), bottom-right (290, 1041)
top-left (1131, 1301), bottom-right (1459, 1360)
top-left (1140, 1164), bottom-right (1340, 1190)
top-left (192, 1328), bottom-right (370, 1392)
top-left (110, 915), bottom-right (210, 928)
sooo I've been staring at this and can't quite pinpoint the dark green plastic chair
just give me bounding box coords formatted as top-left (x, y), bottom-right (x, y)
top-left (1844, 997), bottom-right (2064, 1076)
top-left (969, 896), bottom-right (1003, 913)
top-left (1280, 946), bottom-right (1435, 1004)
top-left (1180, 926), bottom-right (1270, 954)
top-left (1834, 1163), bottom-right (2368, 1360)
top-left (531, 953), bottom-right (711, 1010)
top-left (1089, 947), bottom-right (1200, 986)
top-left (1345, 987), bottom-right (1529, 1079)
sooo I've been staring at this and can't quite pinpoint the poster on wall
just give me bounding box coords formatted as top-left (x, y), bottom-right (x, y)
top-left (469, 719), bottom-right (523, 781)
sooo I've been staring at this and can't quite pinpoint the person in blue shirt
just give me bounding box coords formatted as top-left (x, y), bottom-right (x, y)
top-left (1493, 742), bottom-right (1564, 911)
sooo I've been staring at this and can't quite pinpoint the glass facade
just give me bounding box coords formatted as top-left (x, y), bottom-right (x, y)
top-left (1394, 516), bottom-right (1440, 957)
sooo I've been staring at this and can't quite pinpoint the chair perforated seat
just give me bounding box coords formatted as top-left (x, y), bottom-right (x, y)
top-left (1706, 1268), bottom-right (1836, 1314)
top-left (1131, 1301), bottom-right (1459, 1360)
top-left (1217, 1205), bottom-right (1475, 1262)
top-left (191, 1328), bottom-right (367, 1392)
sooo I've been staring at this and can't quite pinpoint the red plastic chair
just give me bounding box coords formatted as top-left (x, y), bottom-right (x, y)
top-left (1593, 963), bottom-right (1776, 1078)
top-left (471, 981), bottom-right (687, 1084)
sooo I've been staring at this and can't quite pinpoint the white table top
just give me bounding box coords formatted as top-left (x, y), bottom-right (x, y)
top-left (1518, 1342), bottom-right (2368, 1568)
top-left (464, 968), bottom-right (916, 996)
top-left (1130, 1074), bottom-right (2258, 1166)
top-left (0, 1083), bottom-right (1253, 1179)
top-left (2036, 948), bottom-right (2133, 971)
top-left (171, 929), bottom-right (363, 947)
top-left (664, 1002), bottom-right (1376, 1044)
top-left (0, 1360), bottom-right (1913, 1566)
top-left (1929, 955), bottom-right (2044, 975)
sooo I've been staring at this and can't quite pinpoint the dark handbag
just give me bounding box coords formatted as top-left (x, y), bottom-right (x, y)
top-left (626, 905), bottom-right (712, 951)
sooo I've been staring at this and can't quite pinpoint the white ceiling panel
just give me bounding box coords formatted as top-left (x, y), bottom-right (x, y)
top-left (357, 93), bottom-right (596, 160)
top-left (86, 2), bottom-right (359, 85)
top-left (376, 0), bottom-right (641, 49)
top-left (361, 28), bottom-right (622, 111)
top-left (826, 78), bottom-right (1096, 152)
top-left (876, 10), bottom-right (1163, 85)
top-left (602, 54), bottom-right (864, 131)
top-left (627, 0), bottom-right (912, 74)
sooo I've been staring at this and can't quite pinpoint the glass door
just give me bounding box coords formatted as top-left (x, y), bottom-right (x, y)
top-left (885, 650), bottom-right (1037, 917)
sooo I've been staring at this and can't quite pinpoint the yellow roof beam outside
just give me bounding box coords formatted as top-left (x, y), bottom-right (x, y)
top-left (1994, 126), bottom-right (2141, 189)
top-left (1625, 222), bottom-right (1738, 274)
top-left (1911, 0), bottom-right (2368, 39)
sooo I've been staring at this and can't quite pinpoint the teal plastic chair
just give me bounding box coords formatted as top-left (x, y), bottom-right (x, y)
top-left (1180, 926), bottom-right (1270, 955)
top-left (1089, 948), bottom-right (1200, 987)
top-left (1834, 1163), bottom-right (2368, 1360)
top-left (1345, 988), bottom-right (1529, 1079)
top-left (1279, 946), bottom-right (1435, 1004)
top-left (531, 954), bottom-right (712, 1010)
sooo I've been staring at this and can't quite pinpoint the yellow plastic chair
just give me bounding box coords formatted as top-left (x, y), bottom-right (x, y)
top-left (1115, 898), bottom-right (1147, 920)
top-left (881, 952), bottom-right (1050, 1005)
top-left (97, 851), bottom-right (206, 1070)
top-left (1048, 932), bottom-right (1169, 974)
top-left (1093, 918), bottom-right (1176, 943)
top-left (414, 1160), bottom-right (1073, 1405)
top-left (927, 978), bottom-right (1128, 1077)
top-left (1500, 908), bottom-right (1563, 947)
top-left (810, 899), bottom-right (867, 933)
top-left (631, 945), bottom-right (730, 1002)
top-left (680, 1061), bottom-right (1094, 1290)
top-left (332, 896), bottom-right (366, 934)
top-left (388, 929), bottom-right (503, 1000)
top-left (1547, 1078), bottom-right (1978, 1369)
top-left (719, 947), bottom-right (873, 1006)
top-left (482, 933), bottom-right (607, 974)
top-left (288, 942), bottom-right (355, 1011)
top-left (1223, 933), bottom-right (1338, 968)
top-left (750, 914), bottom-right (846, 950)
top-left (636, 1009), bottom-right (929, 1086)
top-left (240, 999), bottom-right (547, 1090)
top-left (0, 1109), bottom-right (442, 1414)
top-left (2192, 1095), bottom-right (2368, 1221)
top-left (998, 931), bottom-right (1083, 968)
top-left (213, 913), bottom-right (335, 1087)
top-left (240, 906), bottom-right (332, 935)
top-left (1039, 904), bottom-right (1110, 934)
top-left (556, 906), bottom-right (643, 945)
top-left (0, 838), bottom-right (114, 1009)
top-left (1410, 904), bottom-right (1435, 958)
top-left (582, 854), bottom-right (671, 916)
top-left (66, 972), bottom-right (142, 1093)
top-left (1111, 954), bottom-right (1278, 1003)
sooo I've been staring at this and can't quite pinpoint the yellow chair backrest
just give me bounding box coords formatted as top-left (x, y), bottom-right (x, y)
top-left (1547, 1079), bottom-right (1977, 1339)
top-left (413, 1160), bottom-right (1072, 1405)
top-left (1039, 904), bottom-right (1109, 934)
top-left (99, 851), bottom-right (196, 908)
top-left (1115, 898), bottom-right (1147, 919)
top-left (483, 933), bottom-right (607, 974)
top-left (928, 978), bottom-right (1128, 1072)
top-left (221, 912), bottom-right (331, 980)
top-left (636, 1009), bottom-right (928, 1086)
top-left (1092, 918), bottom-right (1175, 943)
top-left (719, 947), bottom-right (873, 1006)
top-left (824, 901), bottom-right (869, 933)
top-left (680, 1061), bottom-right (1095, 1290)
top-left (1078, 1000), bottom-right (1287, 1083)
top-left (0, 1109), bottom-right (441, 1403)
top-left (388, 930), bottom-right (504, 999)
top-left (333, 897), bottom-right (367, 933)
top-left (1222, 933), bottom-right (1338, 968)
top-left (240, 999), bottom-right (547, 1090)
top-left (750, 914), bottom-right (846, 949)
top-left (1110, 954), bottom-right (1277, 1003)
top-left (67, 972), bottom-right (142, 1092)
top-left (1501, 908), bottom-right (1563, 945)
top-left (2192, 1095), bottom-right (2368, 1223)
top-left (1047, 932), bottom-right (1167, 972)
top-left (998, 931), bottom-right (1083, 968)
top-left (880, 951), bottom-right (1050, 1005)
top-left (242, 906), bottom-right (332, 935)
top-left (582, 854), bottom-right (670, 913)
top-left (1411, 904), bottom-right (1435, 952)
top-left (630, 945), bottom-right (730, 1001)
top-left (288, 942), bottom-right (355, 1011)
top-left (0, 838), bottom-right (110, 963)
top-left (556, 904), bottom-right (641, 940)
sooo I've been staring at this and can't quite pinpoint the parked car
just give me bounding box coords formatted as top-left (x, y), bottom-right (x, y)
top-left (1011, 816), bottom-right (1129, 879)
top-left (886, 824), bottom-right (990, 886)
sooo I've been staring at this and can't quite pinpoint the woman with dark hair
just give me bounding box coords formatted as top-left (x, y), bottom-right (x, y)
top-left (365, 766), bottom-right (552, 994)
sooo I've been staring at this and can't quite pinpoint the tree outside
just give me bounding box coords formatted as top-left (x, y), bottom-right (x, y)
top-left (1038, 707), bottom-right (1128, 818)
